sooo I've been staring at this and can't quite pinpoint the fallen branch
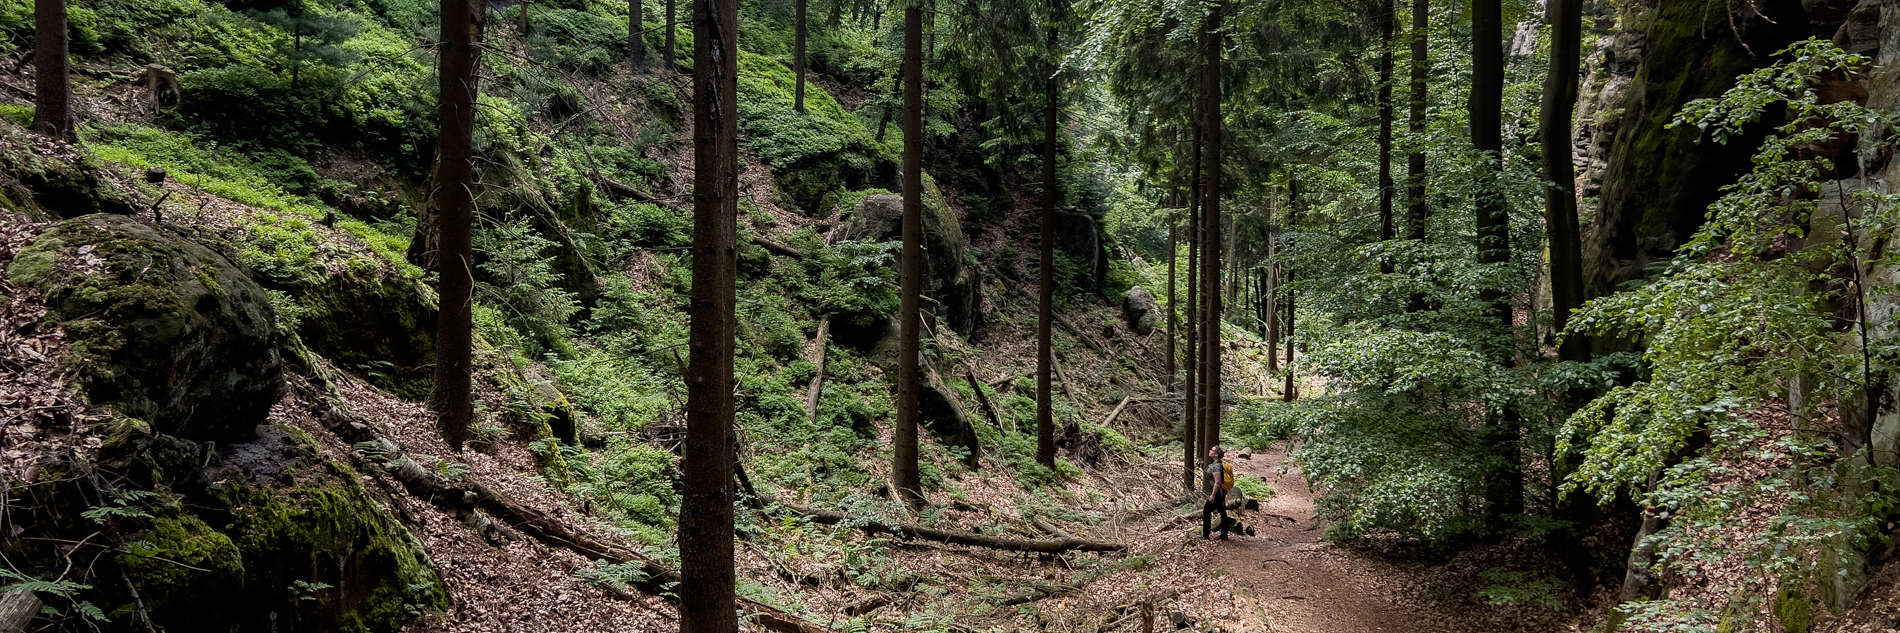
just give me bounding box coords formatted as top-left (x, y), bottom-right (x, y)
top-left (804, 318), bottom-right (830, 423)
top-left (1030, 515), bottom-right (1074, 540)
top-left (964, 367), bottom-right (1006, 434)
top-left (767, 499), bottom-right (1123, 554)
top-left (1, 588), bottom-right (42, 633)
top-left (755, 234), bottom-right (807, 259)
top-left (1053, 355), bottom-right (1081, 407)
top-left (1101, 395), bottom-right (1133, 427)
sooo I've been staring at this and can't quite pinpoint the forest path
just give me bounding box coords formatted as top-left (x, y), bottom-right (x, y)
top-left (1191, 444), bottom-right (1456, 633)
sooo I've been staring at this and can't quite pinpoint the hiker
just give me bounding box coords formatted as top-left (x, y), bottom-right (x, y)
top-left (1203, 445), bottom-right (1233, 540)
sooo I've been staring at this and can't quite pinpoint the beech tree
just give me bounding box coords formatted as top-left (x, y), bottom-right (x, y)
top-left (32, 0), bottom-right (73, 140)
top-left (430, 0), bottom-right (483, 451)
top-left (679, 0), bottom-right (739, 630)
top-left (664, 0), bottom-right (676, 69)
top-left (1404, 0), bottom-right (1427, 242)
top-left (1542, 0), bottom-right (1587, 361)
top-left (1376, 0), bottom-right (1394, 268)
top-left (893, 0), bottom-right (925, 507)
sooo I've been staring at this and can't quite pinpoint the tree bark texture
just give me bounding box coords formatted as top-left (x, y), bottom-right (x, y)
top-left (1405, 0), bottom-right (1428, 242)
top-left (1197, 1), bottom-right (1223, 454)
top-left (430, 0), bottom-right (483, 452)
top-left (32, 0), bottom-right (72, 140)
top-left (793, 0), bottom-right (807, 112)
top-left (894, 2), bottom-right (925, 507)
top-left (680, 0), bottom-right (740, 629)
top-left (1037, 23), bottom-right (1059, 469)
top-left (630, 0), bottom-right (645, 66)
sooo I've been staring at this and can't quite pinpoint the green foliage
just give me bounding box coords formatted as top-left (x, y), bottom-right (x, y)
top-left (1476, 568), bottom-right (1563, 610)
top-left (523, 8), bottom-right (626, 75)
top-left (475, 218), bottom-right (579, 354)
top-left (1232, 476), bottom-right (1275, 503)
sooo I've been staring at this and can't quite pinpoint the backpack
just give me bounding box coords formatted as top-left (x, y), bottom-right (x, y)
top-left (1220, 462), bottom-right (1235, 491)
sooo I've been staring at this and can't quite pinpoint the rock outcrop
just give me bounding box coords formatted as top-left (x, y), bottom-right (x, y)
top-left (842, 184), bottom-right (980, 338)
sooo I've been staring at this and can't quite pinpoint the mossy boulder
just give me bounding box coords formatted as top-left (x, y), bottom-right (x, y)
top-left (288, 268), bottom-right (436, 400)
top-left (0, 123), bottom-right (134, 221)
top-left (113, 514), bottom-right (247, 628)
top-left (7, 214), bottom-right (285, 441)
top-left (841, 183), bottom-right (979, 339)
top-left (207, 467), bottom-right (447, 633)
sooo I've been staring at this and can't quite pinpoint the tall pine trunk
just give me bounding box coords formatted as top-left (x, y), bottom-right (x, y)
top-left (1197, 1), bottom-right (1223, 454)
top-left (1542, 0), bottom-right (1587, 361)
top-left (1405, 0), bottom-right (1428, 242)
top-left (793, 0), bottom-right (807, 112)
top-left (680, 0), bottom-right (739, 630)
top-left (1377, 0), bottom-right (1395, 271)
top-left (1184, 113), bottom-right (1200, 473)
top-left (32, 0), bottom-right (72, 140)
top-left (893, 2), bottom-right (925, 507)
top-left (430, 0), bottom-right (483, 451)
top-left (1172, 190), bottom-right (1191, 492)
top-left (664, 0), bottom-right (676, 69)
top-left (1035, 23), bottom-right (1058, 469)
top-left (629, 0), bottom-right (644, 66)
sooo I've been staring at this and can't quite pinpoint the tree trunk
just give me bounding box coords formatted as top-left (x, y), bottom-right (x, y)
top-left (1377, 0), bottom-right (1395, 272)
top-left (629, 0), bottom-right (644, 66)
top-left (793, 0), bottom-right (807, 112)
top-left (1036, 24), bottom-right (1059, 469)
top-left (663, 0), bottom-right (676, 69)
top-left (32, 0), bottom-right (73, 140)
top-left (1405, 0), bottom-right (1428, 242)
top-left (1184, 109), bottom-right (1201, 477)
top-left (430, 0), bottom-right (483, 451)
top-left (680, 0), bottom-right (740, 630)
top-left (894, 2), bottom-right (925, 507)
top-left (1197, 1), bottom-right (1224, 454)
top-left (1471, 0), bottom-right (1509, 335)
top-left (1542, 0), bottom-right (1587, 361)
top-left (1283, 182), bottom-right (1297, 402)
top-left (827, 0), bottom-right (841, 27)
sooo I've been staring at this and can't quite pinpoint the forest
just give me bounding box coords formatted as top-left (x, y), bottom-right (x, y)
top-left (1, 0), bottom-right (1899, 630)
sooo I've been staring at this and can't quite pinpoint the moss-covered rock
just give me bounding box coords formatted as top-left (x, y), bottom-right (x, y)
top-left (194, 426), bottom-right (448, 633)
top-left (288, 268), bottom-right (436, 399)
top-left (8, 214), bottom-right (285, 441)
top-left (0, 122), bottom-right (135, 221)
top-left (841, 183), bottom-right (980, 338)
top-left (113, 514), bottom-right (247, 629)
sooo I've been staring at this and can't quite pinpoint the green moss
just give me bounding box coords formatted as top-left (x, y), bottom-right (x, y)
top-left (212, 461), bottom-right (447, 633)
top-left (5, 237), bottom-right (60, 284)
top-left (114, 514), bottom-right (247, 624)
top-left (1774, 585), bottom-right (1813, 633)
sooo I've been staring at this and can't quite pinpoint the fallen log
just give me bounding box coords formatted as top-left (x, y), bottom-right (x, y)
top-left (1030, 515), bottom-right (1074, 540)
top-left (768, 499), bottom-right (1124, 553)
top-left (1, 588), bottom-right (41, 633)
top-left (755, 234), bottom-right (807, 259)
top-left (345, 436), bottom-right (830, 633)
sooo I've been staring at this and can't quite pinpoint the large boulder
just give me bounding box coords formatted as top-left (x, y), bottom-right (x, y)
top-left (1123, 286), bottom-right (1160, 335)
top-left (289, 269), bottom-right (436, 400)
top-left (841, 184), bottom-right (980, 338)
top-left (1055, 209), bottom-right (1109, 294)
top-left (7, 214), bottom-right (285, 441)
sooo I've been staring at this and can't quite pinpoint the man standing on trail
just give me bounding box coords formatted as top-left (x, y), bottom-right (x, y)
top-left (1203, 445), bottom-right (1232, 540)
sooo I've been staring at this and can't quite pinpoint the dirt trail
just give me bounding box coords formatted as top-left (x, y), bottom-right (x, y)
top-left (1195, 444), bottom-right (1456, 633)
